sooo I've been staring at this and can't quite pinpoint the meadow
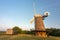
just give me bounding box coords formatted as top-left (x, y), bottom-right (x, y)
top-left (0, 34), bottom-right (60, 40)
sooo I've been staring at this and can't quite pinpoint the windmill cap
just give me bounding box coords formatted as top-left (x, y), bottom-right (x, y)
top-left (34, 14), bottom-right (42, 17)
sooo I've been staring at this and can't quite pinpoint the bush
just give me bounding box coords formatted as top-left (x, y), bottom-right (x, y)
top-left (13, 26), bottom-right (22, 34)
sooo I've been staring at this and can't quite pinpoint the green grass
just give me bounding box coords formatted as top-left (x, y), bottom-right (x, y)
top-left (0, 34), bottom-right (60, 40)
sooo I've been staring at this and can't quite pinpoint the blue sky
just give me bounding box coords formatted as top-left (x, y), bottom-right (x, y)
top-left (0, 0), bottom-right (60, 31)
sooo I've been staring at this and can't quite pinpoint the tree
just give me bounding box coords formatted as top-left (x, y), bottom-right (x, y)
top-left (46, 28), bottom-right (60, 37)
top-left (13, 26), bottom-right (22, 34)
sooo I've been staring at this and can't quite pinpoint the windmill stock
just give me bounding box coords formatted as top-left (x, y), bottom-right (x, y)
top-left (30, 3), bottom-right (50, 37)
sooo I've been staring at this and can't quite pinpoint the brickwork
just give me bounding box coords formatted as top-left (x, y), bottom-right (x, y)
top-left (6, 29), bottom-right (13, 35)
top-left (34, 14), bottom-right (47, 37)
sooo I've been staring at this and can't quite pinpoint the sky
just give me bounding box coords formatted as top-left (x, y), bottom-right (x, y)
top-left (0, 0), bottom-right (60, 31)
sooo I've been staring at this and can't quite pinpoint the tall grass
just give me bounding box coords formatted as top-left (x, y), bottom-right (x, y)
top-left (0, 34), bottom-right (60, 40)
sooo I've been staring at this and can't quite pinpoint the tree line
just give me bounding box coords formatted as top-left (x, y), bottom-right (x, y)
top-left (46, 28), bottom-right (60, 37)
top-left (13, 26), bottom-right (60, 37)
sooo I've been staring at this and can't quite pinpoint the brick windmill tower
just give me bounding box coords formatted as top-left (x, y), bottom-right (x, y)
top-left (30, 3), bottom-right (50, 37)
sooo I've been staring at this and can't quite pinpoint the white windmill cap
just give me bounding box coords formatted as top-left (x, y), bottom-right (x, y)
top-left (34, 14), bottom-right (42, 17)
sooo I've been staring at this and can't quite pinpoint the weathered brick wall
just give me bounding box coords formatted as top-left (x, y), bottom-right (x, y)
top-left (35, 16), bottom-right (45, 31)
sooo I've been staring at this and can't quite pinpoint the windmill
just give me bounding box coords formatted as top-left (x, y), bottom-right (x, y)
top-left (30, 3), bottom-right (50, 37)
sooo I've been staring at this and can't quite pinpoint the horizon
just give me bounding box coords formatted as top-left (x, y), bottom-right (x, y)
top-left (0, 0), bottom-right (60, 31)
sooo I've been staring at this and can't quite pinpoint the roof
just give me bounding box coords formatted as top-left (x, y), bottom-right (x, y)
top-left (34, 14), bottom-right (42, 17)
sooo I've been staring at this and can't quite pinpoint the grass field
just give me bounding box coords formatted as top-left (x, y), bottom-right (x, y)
top-left (0, 34), bottom-right (60, 40)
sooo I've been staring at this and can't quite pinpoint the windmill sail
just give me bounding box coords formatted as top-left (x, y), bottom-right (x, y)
top-left (30, 2), bottom-right (36, 24)
top-left (33, 2), bottom-right (36, 15)
top-left (30, 17), bottom-right (34, 24)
